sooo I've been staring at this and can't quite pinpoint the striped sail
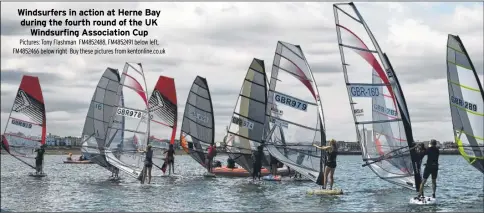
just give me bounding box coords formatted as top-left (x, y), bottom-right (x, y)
top-left (104, 63), bottom-right (151, 179)
top-left (149, 76), bottom-right (178, 151)
top-left (333, 2), bottom-right (420, 191)
top-left (226, 58), bottom-right (268, 173)
top-left (1, 75), bottom-right (47, 171)
top-left (80, 68), bottom-right (123, 172)
top-left (446, 34), bottom-right (484, 173)
top-left (180, 76), bottom-right (215, 168)
top-left (265, 41), bottom-right (326, 184)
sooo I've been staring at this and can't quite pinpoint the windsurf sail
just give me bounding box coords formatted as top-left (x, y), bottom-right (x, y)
top-left (446, 34), bottom-right (484, 173)
top-left (149, 76), bottom-right (178, 151)
top-left (264, 41), bottom-right (326, 184)
top-left (104, 62), bottom-right (152, 179)
top-left (180, 76), bottom-right (215, 168)
top-left (1, 75), bottom-right (46, 171)
top-left (333, 2), bottom-right (421, 191)
top-left (225, 58), bottom-right (269, 174)
top-left (80, 67), bottom-right (123, 173)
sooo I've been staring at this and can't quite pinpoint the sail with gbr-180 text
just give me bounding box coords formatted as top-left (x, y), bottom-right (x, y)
top-left (446, 34), bottom-right (484, 173)
top-left (333, 2), bottom-right (421, 191)
top-left (1, 75), bottom-right (47, 173)
top-left (264, 41), bottom-right (327, 184)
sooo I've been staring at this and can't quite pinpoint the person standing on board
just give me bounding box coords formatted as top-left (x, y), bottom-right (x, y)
top-left (34, 144), bottom-right (46, 174)
top-left (251, 145), bottom-right (264, 181)
top-left (206, 142), bottom-right (217, 173)
top-left (269, 154), bottom-right (279, 177)
top-left (163, 144), bottom-right (176, 175)
top-left (418, 139), bottom-right (440, 199)
top-left (142, 144), bottom-right (154, 184)
top-left (314, 139), bottom-right (338, 190)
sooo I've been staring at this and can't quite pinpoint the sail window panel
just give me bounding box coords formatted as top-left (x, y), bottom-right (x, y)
top-left (269, 119), bottom-right (319, 146)
top-left (278, 41), bottom-right (304, 58)
top-left (187, 92), bottom-right (212, 113)
top-left (454, 51), bottom-right (472, 69)
top-left (447, 48), bottom-right (456, 64)
top-left (270, 70), bottom-right (316, 104)
top-left (246, 68), bottom-right (266, 86)
top-left (240, 80), bottom-right (266, 104)
top-left (234, 96), bottom-right (266, 124)
top-left (275, 49), bottom-right (312, 83)
top-left (191, 83), bottom-right (210, 100)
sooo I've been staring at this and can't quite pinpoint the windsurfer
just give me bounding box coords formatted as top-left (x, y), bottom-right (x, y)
top-left (66, 153), bottom-right (73, 161)
top-left (163, 144), bottom-right (175, 175)
top-left (35, 144), bottom-right (46, 174)
top-left (315, 139), bottom-right (338, 190)
top-left (418, 139), bottom-right (440, 199)
top-left (206, 142), bottom-right (217, 173)
top-left (251, 145), bottom-right (264, 181)
top-left (142, 144), bottom-right (154, 184)
top-left (269, 154), bottom-right (279, 177)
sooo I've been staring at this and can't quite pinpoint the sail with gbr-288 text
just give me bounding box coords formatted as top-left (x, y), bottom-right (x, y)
top-left (1, 75), bottom-right (47, 173)
top-left (446, 34), bottom-right (484, 173)
top-left (333, 2), bottom-right (421, 191)
top-left (265, 41), bottom-right (327, 184)
top-left (104, 63), bottom-right (152, 179)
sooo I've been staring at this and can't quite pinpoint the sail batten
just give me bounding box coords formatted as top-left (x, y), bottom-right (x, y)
top-left (333, 2), bottom-right (420, 191)
top-left (149, 76), bottom-right (177, 150)
top-left (446, 34), bottom-right (484, 173)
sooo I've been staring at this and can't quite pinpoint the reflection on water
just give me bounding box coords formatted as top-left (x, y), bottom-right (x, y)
top-left (1, 155), bottom-right (483, 212)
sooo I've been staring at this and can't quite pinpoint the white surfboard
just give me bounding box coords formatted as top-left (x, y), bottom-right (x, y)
top-left (203, 172), bottom-right (216, 178)
top-left (262, 175), bottom-right (281, 181)
top-left (307, 188), bottom-right (343, 195)
top-left (409, 196), bottom-right (437, 205)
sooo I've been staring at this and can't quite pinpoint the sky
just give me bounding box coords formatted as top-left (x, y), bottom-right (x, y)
top-left (1, 2), bottom-right (483, 143)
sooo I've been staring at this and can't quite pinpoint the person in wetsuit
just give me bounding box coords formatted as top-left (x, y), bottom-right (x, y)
top-left (163, 144), bottom-right (175, 175)
top-left (315, 139), bottom-right (338, 190)
top-left (251, 145), bottom-right (264, 181)
top-left (142, 144), bottom-right (154, 184)
top-left (206, 142), bottom-right (217, 173)
top-left (35, 144), bottom-right (46, 174)
top-left (270, 154), bottom-right (279, 177)
top-left (227, 157), bottom-right (236, 169)
top-left (418, 139), bottom-right (440, 199)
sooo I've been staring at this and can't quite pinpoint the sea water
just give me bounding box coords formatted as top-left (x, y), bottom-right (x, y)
top-left (1, 155), bottom-right (482, 212)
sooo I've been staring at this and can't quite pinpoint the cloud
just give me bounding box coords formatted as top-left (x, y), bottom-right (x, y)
top-left (1, 2), bottom-right (483, 144)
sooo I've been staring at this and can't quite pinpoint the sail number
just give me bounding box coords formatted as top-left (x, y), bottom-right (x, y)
top-left (349, 86), bottom-right (380, 97)
top-left (190, 111), bottom-right (208, 123)
top-left (373, 104), bottom-right (397, 117)
top-left (451, 96), bottom-right (478, 112)
top-left (231, 116), bottom-right (254, 130)
top-left (274, 93), bottom-right (308, 111)
top-left (11, 119), bottom-right (32, 129)
top-left (94, 103), bottom-right (103, 110)
top-left (116, 107), bottom-right (144, 119)
top-left (270, 117), bottom-right (289, 128)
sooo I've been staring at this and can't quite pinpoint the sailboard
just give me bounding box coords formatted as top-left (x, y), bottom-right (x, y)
top-left (148, 76), bottom-right (178, 175)
top-left (446, 34), bottom-right (484, 173)
top-left (179, 76), bottom-right (216, 175)
top-left (1, 75), bottom-right (47, 175)
top-left (264, 41), bottom-right (330, 192)
top-left (225, 58), bottom-right (269, 175)
top-left (103, 62), bottom-right (152, 180)
top-left (333, 2), bottom-right (422, 197)
top-left (80, 67), bottom-right (123, 176)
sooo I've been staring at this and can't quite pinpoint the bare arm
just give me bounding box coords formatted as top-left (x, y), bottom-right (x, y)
top-left (313, 144), bottom-right (331, 150)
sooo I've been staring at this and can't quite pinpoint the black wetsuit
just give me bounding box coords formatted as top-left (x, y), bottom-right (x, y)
top-left (326, 149), bottom-right (338, 169)
top-left (35, 147), bottom-right (45, 172)
top-left (144, 149), bottom-right (153, 168)
top-left (252, 150), bottom-right (263, 179)
top-left (227, 158), bottom-right (236, 169)
top-left (423, 146), bottom-right (439, 180)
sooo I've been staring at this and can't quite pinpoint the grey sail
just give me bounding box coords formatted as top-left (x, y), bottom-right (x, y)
top-left (80, 67), bottom-right (121, 173)
top-left (226, 58), bottom-right (268, 174)
top-left (447, 34), bottom-right (484, 173)
top-left (180, 76), bottom-right (215, 168)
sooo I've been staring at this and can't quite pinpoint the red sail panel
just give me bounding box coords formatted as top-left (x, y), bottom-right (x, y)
top-left (149, 76), bottom-right (178, 145)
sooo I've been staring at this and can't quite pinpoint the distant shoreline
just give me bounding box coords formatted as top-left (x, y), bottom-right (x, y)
top-left (1, 147), bottom-right (461, 156)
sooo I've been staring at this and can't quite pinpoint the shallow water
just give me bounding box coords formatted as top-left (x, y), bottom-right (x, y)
top-left (1, 155), bottom-right (482, 212)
